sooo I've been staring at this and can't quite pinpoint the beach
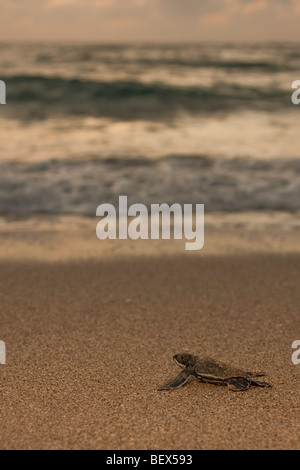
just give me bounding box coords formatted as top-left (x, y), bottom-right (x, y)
top-left (1, 40), bottom-right (300, 451)
top-left (1, 0), bottom-right (300, 452)
top-left (0, 215), bottom-right (300, 450)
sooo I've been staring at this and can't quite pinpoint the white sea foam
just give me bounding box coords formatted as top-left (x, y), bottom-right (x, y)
top-left (0, 154), bottom-right (299, 215)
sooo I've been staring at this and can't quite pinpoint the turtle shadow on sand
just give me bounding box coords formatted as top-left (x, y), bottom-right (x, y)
top-left (158, 353), bottom-right (271, 392)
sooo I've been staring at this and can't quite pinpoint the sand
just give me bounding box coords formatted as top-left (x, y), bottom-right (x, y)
top-left (0, 214), bottom-right (300, 450)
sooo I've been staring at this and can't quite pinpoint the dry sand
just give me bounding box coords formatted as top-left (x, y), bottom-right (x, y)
top-left (0, 214), bottom-right (300, 449)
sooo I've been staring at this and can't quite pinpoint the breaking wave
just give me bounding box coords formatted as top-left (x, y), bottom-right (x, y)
top-left (1, 155), bottom-right (299, 216)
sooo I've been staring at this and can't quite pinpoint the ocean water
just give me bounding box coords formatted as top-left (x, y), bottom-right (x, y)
top-left (0, 42), bottom-right (300, 215)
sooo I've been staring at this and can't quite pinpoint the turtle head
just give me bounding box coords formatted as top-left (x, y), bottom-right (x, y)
top-left (173, 353), bottom-right (196, 369)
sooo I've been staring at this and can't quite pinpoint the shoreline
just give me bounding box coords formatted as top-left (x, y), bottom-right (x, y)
top-left (0, 212), bottom-right (300, 261)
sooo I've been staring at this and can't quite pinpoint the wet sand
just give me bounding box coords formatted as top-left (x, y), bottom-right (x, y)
top-left (0, 216), bottom-right (300, 449)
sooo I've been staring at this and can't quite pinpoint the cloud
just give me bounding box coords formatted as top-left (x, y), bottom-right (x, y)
top-left (1, 0), bottom-right (299, 15)
top-left (47, 0), bottom-right (78, 6)
top-left (158, 0), bottom-right (225, 15)
top-left (240, 0), bottom-right (267, 14)
top-left (0, 0), bottom-right (299, 41)
top-left (46, 0), bottom-right (148, 9)
top-left (203, 13), bottom-right (230, 25)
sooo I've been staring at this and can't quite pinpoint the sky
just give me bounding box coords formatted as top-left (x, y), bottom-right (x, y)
top-left (0, 0), bottom-right (300, 42)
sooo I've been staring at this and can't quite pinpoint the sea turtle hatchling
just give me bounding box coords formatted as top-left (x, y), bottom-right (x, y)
top-left (158, 353), bottom-right (271, 392)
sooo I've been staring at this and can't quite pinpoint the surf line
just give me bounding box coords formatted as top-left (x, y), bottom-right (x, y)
top-left (96, 196), bottom-right (204, 251)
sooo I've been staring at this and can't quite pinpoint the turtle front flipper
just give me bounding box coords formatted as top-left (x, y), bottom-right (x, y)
top-left (227, 377), bottom-right (251, 391)
top-left (247, 371), bottom-right (266, 377)
top-left (158, 369), bottom-right (194, 391)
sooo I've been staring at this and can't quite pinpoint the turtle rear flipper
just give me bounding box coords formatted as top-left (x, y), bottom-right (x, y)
top-left (158, 369), bottom-right (194, 390)
top-left (227, 377), bottom-right (251, 391)
top-left (250, 379), bottom-right (271, 388)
